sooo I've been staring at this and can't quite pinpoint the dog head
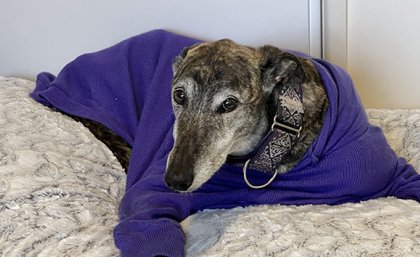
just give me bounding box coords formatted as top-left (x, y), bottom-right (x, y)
top-left (164, 39), bottom-right (305, 192)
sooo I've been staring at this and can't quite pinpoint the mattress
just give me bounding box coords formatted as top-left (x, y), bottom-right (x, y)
top-left (0, 77), bottom-right (419, 256)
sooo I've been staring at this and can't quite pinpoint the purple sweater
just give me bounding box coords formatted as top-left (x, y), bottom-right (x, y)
top-left (31, 30), bottom-right (420, 257)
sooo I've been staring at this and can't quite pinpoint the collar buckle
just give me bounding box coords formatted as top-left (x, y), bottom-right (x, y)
top-left (271, 115), bottom-right (302, 138)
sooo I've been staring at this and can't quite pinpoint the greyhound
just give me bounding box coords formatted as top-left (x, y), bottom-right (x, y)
top-left (73, 39), bottom-right (329, 193)
top-left (164, 39), bottom-right (329, 192)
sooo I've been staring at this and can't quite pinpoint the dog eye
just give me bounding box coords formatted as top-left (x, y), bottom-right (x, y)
top-left (173, 89), bottom-right (186, 105)
top-left (219, 97), bottom-right (238, 113)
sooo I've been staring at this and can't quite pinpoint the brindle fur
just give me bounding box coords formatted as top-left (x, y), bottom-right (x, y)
top-left (165, 40), bottom-right (329, 191)
top-left (69, 39), bottom-right (328, 190)
top-left (69, 115), bottom-right (132, 170)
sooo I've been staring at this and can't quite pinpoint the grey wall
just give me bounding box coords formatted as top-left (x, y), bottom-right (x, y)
top-left (0, 0), bottom-right (311, 80)
top-left (323, 0), bottom-right (420, 108)
top-left (347, 0), bottom-right (420, 108)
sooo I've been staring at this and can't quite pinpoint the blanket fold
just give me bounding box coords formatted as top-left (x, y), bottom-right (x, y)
top-left (31, 29), bottom-right (419, 257)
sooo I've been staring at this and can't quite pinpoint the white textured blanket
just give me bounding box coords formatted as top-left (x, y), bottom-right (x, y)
top-left (0, 77), bottom-right (419, 257)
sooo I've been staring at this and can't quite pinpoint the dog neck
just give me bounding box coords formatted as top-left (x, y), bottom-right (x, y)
top-left (227, 79), bottom-right (304, 174)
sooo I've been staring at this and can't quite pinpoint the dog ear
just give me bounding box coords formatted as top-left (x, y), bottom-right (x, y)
top-left (172, 43), bottom-right (200, 74)
top-left (258, 45), bottom-right (306, 95)
top-left (172, 47), bottom-right (190, 74)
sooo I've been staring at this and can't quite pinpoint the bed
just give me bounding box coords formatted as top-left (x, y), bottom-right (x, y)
top-left (0, 76), bottom-right (419, 256)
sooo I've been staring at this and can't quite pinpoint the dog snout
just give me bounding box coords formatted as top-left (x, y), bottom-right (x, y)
top-left (164, 170), bottom-right (194, 191)
top-left (165, 138), bottom-right (198, 191)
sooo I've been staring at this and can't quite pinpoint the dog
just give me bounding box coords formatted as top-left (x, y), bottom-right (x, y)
top-left (165, 39), bottom-right (329, 191)
top-left (32, 31), bottom-right (420, 257)
top-left (72, 39), bottom-right (329, 193)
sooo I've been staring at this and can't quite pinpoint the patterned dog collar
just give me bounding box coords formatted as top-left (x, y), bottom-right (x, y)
top-left (243, 73), bottom-right (304, 189)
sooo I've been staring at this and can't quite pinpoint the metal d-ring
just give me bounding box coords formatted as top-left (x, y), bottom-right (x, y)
top-left (243, 159), bottom-right (279, 189)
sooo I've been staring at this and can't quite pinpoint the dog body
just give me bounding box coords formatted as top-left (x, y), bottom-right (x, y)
top-left (33, 31), bottom-right (420, 256)
top-left (76, 39), bottom-right (329, 192)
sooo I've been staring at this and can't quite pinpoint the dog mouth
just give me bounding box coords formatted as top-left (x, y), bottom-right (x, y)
top-left (164, 151), bottom-right (229, 192)
top-left (164, 165), bottom-right (219, 192)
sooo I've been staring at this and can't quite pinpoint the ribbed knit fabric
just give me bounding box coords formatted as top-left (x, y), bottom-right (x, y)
top-left (31, 30), bottom-right (420, 257)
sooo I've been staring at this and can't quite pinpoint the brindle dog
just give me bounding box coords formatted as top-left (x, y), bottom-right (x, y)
top-left (73, 39), bottom-right (329, 192)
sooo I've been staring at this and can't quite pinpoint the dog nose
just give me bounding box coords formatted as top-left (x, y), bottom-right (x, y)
top-left (164, 172), bottom-right (193, 191)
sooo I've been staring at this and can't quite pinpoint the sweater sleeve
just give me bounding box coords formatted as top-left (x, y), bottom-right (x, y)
top-left (114, 218), bottom-right (185, 257)
top-left (114, 172), bottom-right (194, 257)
